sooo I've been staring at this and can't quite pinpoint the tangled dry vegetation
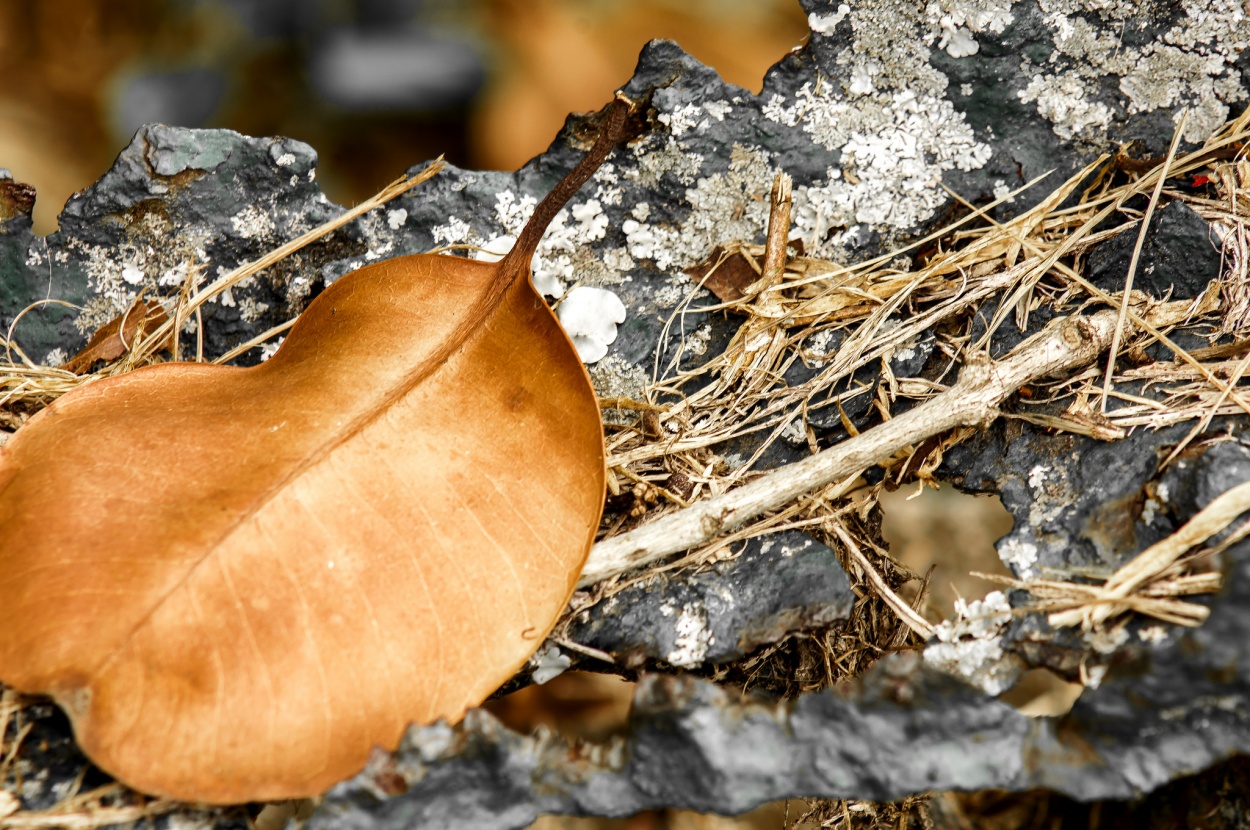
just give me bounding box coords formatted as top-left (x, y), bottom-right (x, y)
top-left (577, 108), bottom-right (1250, 665)
top-left (4, 111), bottom-right (1250, 827)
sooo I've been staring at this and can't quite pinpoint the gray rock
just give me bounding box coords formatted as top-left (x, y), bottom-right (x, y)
top-left (310, 659), bottom-right (1034, 830)
top-left (1089, 201), bottom-right (1223, 299)
top-left (567, 529), bottom-right (854, 668)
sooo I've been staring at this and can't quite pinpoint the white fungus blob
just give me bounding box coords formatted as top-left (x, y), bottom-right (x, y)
top-left (530, 646), bottom-right (571, 685)
top-left (120, 263), bottom-right (145, 285)
top-left (471, 234), bottom-right (514, 263)
top-left (556, 286), bottom-right (627, 363)
top-left (941, 25), bottom-right (980, 58)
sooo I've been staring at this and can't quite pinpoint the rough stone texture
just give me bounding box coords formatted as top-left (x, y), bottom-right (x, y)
top-left (1088, 201), bottom-right (1224, 299)
top-left (310, 661), bottom-right (1034, 830)
top-left (566, 530), bottom-right (854, 668)
top-left (3, 0), bottom-right (1250, 825)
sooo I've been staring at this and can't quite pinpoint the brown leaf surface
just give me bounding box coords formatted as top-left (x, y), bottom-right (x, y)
top-left (684, 246), bottom-right (760, 304)
top-left (0, 99), bottom-right (634, 804)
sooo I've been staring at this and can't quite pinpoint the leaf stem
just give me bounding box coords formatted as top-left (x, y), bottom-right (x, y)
top-left (500, 96), bottom-right (636, 279)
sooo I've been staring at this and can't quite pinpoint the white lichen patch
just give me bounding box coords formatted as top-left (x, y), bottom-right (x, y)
top-left (158, 263), bottom-right (192, 287)
top-left (1028, 464), bottom-right (1051, 489)
top-left (237, 296), bottom-right (270, 323)
top-left (926, 0), bottom-right (1016, 35)
top-left (780, 417), bottom-right (808, 445)
top-left (621, 142), bottom-right (775, 273)
top-left (65, 213), bottom-right (214, 332)
top-left (120, 262), bottom-right (145, 285)
top-left (703, 100), bottom-right (733, 122)
top-left (432, 189), bottom-right (615, 298)
top-left (809, 4), bottom-right (851, 34)
top-left (208, 269), bottom-right (259, 308)
top-left (556, 286), bottom-right (627, 363)
top-left (432, 215), bottom-right (472, 246)
top-left (924, 590), bottom-right (1022, 695)
top-left (259, 336), bottom-right (284, 362)
top-left (779, 536), bottom-right (814, 557)
top-left (229, 205), bottom-right (276, 240)
top-left (625, 135), bottom-right (705, 190)
top-left (588, 354), bottom-right (648, 423)
top-left (927, 0), bottom-right (1016, 57)
top-left (684, 323), bottom-right (714, 357)
top-left (599, 246), bottom-right (635, 278)
top-left (1027, 0), bottom-right (1249, 142)
top-left (667, 601), bottom-right (713, 668)
top-left (762, 0), bottom-right (1000, 251)
top-left (590, 161), bottom-right (623, 206)
top-left (1026, 463), bottom-right (1069, 530)
top-left (471, 234), bottom-right (514, 263)
top-left (1018, 70), bottom-right (1113, 140)
top-left (940, 25), bottom-right (980, 58)
top-left (806, 329), bottom-right (835, 365)
top-left (998, 536), bottom-right (1039, 578)
top-left (657, 103), bottom-right (708, 137)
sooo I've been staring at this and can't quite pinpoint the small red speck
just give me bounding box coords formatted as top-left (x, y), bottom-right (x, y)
top-left (1192, 174), bottom-right (1211, 187)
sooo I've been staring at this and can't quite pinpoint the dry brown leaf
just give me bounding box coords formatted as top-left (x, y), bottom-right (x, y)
top-left (0, 97), bottom-right (636, 804)
top-left (685, 246), bottom-right (760, 303)
top-left (59, 298), bottom-right (169, 374)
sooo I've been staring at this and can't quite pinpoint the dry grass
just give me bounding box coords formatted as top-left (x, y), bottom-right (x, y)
top-left (578, 109), bottom-right (1250, 647)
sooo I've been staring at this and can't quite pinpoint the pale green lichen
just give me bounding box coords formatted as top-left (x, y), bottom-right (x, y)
top-left (620, 142), bottom-right (774, 274)
top-left (663, 600), bottom-right (714, 668)
top-left (760, 2), bottom-right (999, 257)
top-left (1018, 69), bottom-right (1114, 140)
top-left (769, 83), bottom-right (991, 256)
top-left (430, 188), bottom-right (614, 298)
top-left (1027, 0), bottom-right (1249, 142)
top-left (589, 354), bottom-right (650, 425)
top-left (588, 353), bottom-right (648, 399)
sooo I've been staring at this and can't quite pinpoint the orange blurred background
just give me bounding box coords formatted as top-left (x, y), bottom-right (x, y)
top-left (0, 0), bottom-right (810, 235)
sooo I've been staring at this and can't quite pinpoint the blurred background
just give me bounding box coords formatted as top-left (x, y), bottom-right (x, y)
top-left (0, 0), bottom-right (809, 235)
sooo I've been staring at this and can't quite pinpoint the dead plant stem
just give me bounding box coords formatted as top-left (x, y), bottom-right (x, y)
top-left (581, 303), bottom-right (1175, 586)
top-left (1100, 111), bottom-right (1188, 412)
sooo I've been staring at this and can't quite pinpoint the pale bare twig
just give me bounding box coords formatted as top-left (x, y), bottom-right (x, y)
top-left (581, 303), bottom-right (1199, 586)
